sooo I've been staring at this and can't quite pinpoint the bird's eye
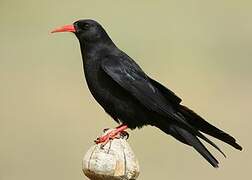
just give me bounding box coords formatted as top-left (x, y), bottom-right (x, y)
top-left (82, 23), bottom-right (90, 30)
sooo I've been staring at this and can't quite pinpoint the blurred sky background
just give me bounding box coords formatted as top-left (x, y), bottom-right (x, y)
top-left (0, 0), bottom-right (251, 180)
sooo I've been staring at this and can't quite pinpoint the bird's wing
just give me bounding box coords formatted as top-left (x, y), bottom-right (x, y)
top-left (147, 77), bottom-right (182, 105)
top-left (101, 55), bottom-right (174, 117)
top-left (101, 55), bottom-right (194, 128)
top-left (101, 55), bottom-right (225, 157)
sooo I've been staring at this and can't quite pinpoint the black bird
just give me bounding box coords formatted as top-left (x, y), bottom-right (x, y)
top-left (52, 19), bottom-right (242, 167)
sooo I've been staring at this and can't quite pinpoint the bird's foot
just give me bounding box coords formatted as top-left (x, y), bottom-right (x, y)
top-left (95, 125), bottom-right (128, 146)
top-left (102, 127), bottom-right (129, 139)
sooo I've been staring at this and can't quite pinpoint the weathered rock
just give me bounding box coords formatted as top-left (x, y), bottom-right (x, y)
top-left (82, 131), bottom-right (140, 180)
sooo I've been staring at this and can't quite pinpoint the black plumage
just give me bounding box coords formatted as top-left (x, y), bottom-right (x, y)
top-left (52, 19), bottom-right (242, 167)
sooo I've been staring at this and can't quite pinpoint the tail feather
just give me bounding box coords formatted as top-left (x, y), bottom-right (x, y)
top-left (191, 126), bottom-right (226, 158)
top-left (155, 104), bottom-right (242, 167)
top-left (174, 112), bottom-right (226, 157)
top-left (169, 125), bottom-right (219, 167)
top-left (179, 105), bottom-right (242, 151)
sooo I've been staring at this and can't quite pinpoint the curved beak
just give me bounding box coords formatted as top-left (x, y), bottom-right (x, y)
top-left (51, 24), bottom-right (76, 33)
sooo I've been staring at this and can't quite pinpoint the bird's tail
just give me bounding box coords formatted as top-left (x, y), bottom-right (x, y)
top-left (178, 105), bottom-right (242, 151)
top-left (158, 123), bottom-right (220, 167)
top-left (156, 105), bottom-right (242, 167)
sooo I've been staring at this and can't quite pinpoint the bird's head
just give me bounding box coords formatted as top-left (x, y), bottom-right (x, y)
top-left (52, 19), bottom-right (109, 43)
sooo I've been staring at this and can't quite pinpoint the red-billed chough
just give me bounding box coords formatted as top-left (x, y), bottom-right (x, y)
top-left (52, 19), bottom-right (242, 167)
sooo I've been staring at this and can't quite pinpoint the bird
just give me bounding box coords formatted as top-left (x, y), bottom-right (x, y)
top-left (51, 19), bottom-right (242, 167)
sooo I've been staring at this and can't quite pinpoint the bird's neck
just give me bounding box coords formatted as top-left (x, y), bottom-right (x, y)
top-left (79, 40), bottom-right (116, 61)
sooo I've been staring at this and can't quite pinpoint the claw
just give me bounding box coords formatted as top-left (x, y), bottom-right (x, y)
top-left (94, 125), bottom-right (128, 146)
top-left (103, 128), bottom-right (110, 133)
top-left (120, 131), bottom-right (129, 139)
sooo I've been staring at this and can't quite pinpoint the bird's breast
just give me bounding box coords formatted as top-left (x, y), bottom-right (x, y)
top-left (83, 58), bottom-right (134, 111)
top-left (83, 58), bottom-right (116, 106)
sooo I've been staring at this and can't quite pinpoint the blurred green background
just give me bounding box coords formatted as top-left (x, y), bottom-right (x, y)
top-left (0, 0), bottom-right (251, 179)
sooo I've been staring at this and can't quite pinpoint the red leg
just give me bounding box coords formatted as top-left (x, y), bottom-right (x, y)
top-left (95, 125), bottom-right (128, 145)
